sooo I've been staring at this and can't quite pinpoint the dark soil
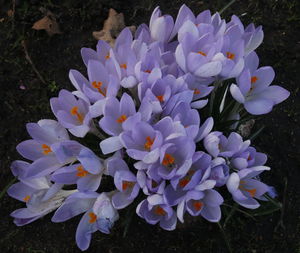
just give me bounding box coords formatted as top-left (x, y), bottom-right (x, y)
top-left (0, 0), bottom-right (299, 252)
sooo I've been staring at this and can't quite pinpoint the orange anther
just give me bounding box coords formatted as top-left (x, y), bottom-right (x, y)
top-left (154, 206), bottom-right (166, 216)
top-left (92, 81), bottom-right (107, 97)
top-left (70, 106), bottom-right (84, 123)
top-left (144, 136), bottom-right (155, 151)
top-left (122, 181), bottom-right (135, 191)
top-left (197, 51), bottom-right (207, 56)
top-left (251, 76), bottom-right (258, 84)
top-left (76, 165), bottom-right (89, 177)
top-left (193, 88), bottom-right (201, 95)
top-left (144, 70), bottom-right (151, 73)
top-left (162, 153), bottom-right (175, 167)
top-left (179, 178), bottom-right (190, 188)
top-left (105, 53), bottom-right (110, 60)
top-left (42, 144), bottom-right (52, 155)
top-left (23, 195), bottom-right (30, 202)
top-left (116, 114), bottom-right (127, 123)
top-left (120, 63), bottom-right (127, 69)
top-left (156, 95), bottom-right (164, 103)
top-left (226, 52), bottom-right (235, 60)
top-left (88, 212), bottom-right (97, 223)
top-left (192, 201), bottom-right (203, 211)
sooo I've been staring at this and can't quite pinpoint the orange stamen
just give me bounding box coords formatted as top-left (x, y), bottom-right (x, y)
top-left (154, 206), bottom-right (166, 216)
top-left (70, 106), bottom-right (84, 123)
top-left (162, 153), bottom-right (175, 167)
top-left (226, 52), bottom-right (235, 60)
top-left (105, 53), bottom-right (110, 60)
top-left (193, 88), bottom-right (201, 95)
top-left (88, 212), bottom-right (97, 223)
top-left (122, 181), bottom-right (135, 191)
top-left (156, 95), bottom-right (164, 103)
top-left (179, 178), bottom-right (190, 188)
top-left (239, 181), bottom-right (257, 197)
top-left (144, 69), bottom-right (151, 73)
top-left (42, 144), bottom-right (52, 155)
top-left (23, 195), bottom-right (30, 202)
top-left (192, 200), bottom-right (203, 211)
top-left (251, 76), bottom-right (258, 84)
top-left (92, 81), bottom-right (107, 97)
top-left (76, 165), bottom-right (89, 177)
top-left (144, 136), bottom-right (155, 151)
top-left (116, 114), bottom-right (127, 123)
top-left (120, 63), bottom-right (127, 69)
top-left (197, 51), bottom-right (207, 56)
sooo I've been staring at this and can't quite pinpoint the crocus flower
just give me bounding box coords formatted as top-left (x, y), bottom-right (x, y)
top-left (230, 51), bottom-right (290, 115)
top-left (136, 194), bottom-right (177, 230)
top-left (120, 122), bottom-right (163, 164)
top-left (16, 120), bottom-right (71, 178)
top-left (50, 89), bottom-right (92, 137)
top-left (147, 136), bottom-right (195, 180)
top-left (99, 93), bottom-right (142, 154)
top-left (9, 174), bottom-right (76, 226)
top-left (51, 147), bottom-right (104, 191)
top-left (204, 131), bottom-right (249, 158)
top-left (177, 189), bottom-right (223, 223)
top-left (226, 166), bottom-right (270, 209)
top-left (52, 191), bottom-right (119, 251)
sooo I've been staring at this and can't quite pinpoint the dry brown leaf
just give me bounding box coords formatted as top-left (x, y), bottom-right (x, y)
top-left (32, 11), bottom-right (62, 36)
top-left (93, 8), bottom-right (136, 46)
top-left (7, 9), bottom-right (14, 17)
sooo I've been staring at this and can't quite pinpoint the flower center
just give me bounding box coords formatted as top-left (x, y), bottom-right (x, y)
top-left (162, 153), bottom-right (175, 167)
top-left (239, 180), bottom-right (257, 197)
top-left (120, 63), bottom-right (127, 69)
top-left (116, 114), bottom-right (127, 123)
top-left (105, 53), bottom-right (110, 60)
top-left (197, 51), bottom-right (207, 56)
top-left (144, 69), bottom-right (151, 73)
top-left (154, 206), bottom-right (166, 216)
top-left (23, 195), bottom-right (30, 202)
top-left (193, 88), bottom-right (201, 95)
top-left (76, 165), bottom-right (89, 177)
top-left (122, 181), bottom-right (135, 191)
top-left (251, 76), bottom-right (258, 84)
top-left (226, 52), bottom-right (235, 60)
top-left (42, 144), bottom-right (52, 155)
top-left (92, 81), bottom-right (107, 97)
top-left (192, 200), bottom-right (203, 211)
top-left (88, 212), bottom-right (97, 223)
top-left (144, 136), bottom-right (155, 151)
top-left (70, 106), bottom-right (84, 123)
top-left (156, 95), bottom-right (164, 103)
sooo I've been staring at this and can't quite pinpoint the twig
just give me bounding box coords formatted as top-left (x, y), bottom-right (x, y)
top-left (217, 222), bottom-right (233, 253)
top-left (21, 40), bottom-right (46, 85)
top-left (219, 0), bottom-right (237, 15)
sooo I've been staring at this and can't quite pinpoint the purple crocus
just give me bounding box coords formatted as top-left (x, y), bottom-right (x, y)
top-left (120, 121), bottom-right (163, 164)
top-left (9, 172), bottom-right (76, 226)
top-left (230, 51), bottom-right (290, 115)
top-left (99, 93), bottom-right (141, 154)
top-left (226, 166), bottom-right (270, 209)
top-left (177, 189), bottom-right (223, 223)
top-left (16, 120), bottom-right (72, 178)
top-left (50, 89), bottom-right (92, 137)
top-left (136, 194), bottom-right (177, 230)
top-left (52, 191), bottom-right (119, 251)
top-left (51, 147), bottom-right (104, 191)
top-left (204, 131), bottom-right (249, 158)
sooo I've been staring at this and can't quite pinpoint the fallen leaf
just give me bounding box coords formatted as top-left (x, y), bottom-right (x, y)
top-left (32, 10), bottom-right (62, 36)
top-left (93, 8), bottom-right (136, 46)
top-left (7, 9), bottom-right (14, 17)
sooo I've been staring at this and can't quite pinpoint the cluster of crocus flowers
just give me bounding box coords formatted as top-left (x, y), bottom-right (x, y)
top-left (9, 5), bottom-right (289, 251)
